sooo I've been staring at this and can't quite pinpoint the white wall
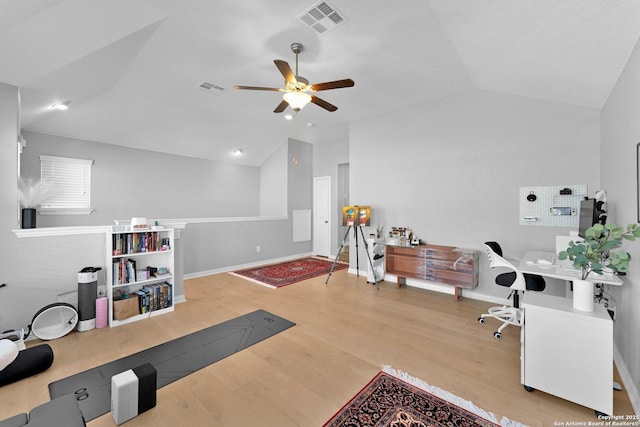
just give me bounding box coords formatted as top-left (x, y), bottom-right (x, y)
top-left (350, 90), bottom-right (601, 299)
top-left (601, 35), bottom-right (640, 411)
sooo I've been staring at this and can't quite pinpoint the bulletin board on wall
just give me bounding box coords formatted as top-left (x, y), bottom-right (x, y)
top-left (519, 185), bottom-right (587, 227)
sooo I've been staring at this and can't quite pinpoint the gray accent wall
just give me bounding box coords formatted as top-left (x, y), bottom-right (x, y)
top-left (0, 83), bottom-right (18, 232)
top-left (20, 131), bottom-right (261, 226)
top-left (601, 35), bottom-right (640, 410)
top-left (312, 135), bottom-right (349, 256)
top-left (183, 139), bottom-right (313, 275)
top-left (260, 143), bottom-right (287, 216)
top-left (288, 139), bottom-right (313, 213)
top-left (0, 86), bottom-right (106, 331)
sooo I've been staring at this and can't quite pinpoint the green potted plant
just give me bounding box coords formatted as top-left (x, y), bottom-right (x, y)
top-left (559, 222), bottom-right (640, 311)
top-left (17, 177), bottom-right (56, 229)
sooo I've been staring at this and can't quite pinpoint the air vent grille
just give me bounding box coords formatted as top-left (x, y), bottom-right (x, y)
top-left (297, 1), bottom-right (348, 35)
top-left (328, 12), bottom-right (343, 24)
top-left (308, 7), bottom-right (325, 21)
top-left (313, 23), bottom-right (327, 34)
top-left (198, 81), bottom-right (224, 94)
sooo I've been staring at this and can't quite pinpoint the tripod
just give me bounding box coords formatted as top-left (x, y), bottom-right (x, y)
top-left (325, 225), bottom-right (379, 288)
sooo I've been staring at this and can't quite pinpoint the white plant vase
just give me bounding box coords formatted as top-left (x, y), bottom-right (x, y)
top-left (573, 279), bottom-right (595, 312)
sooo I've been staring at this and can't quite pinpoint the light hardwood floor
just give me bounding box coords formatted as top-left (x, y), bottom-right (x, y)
top-left (0, 269), bottom-right (635, 426)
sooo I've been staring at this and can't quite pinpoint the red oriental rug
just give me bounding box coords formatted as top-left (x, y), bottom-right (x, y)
top-left (230, 257), bottom-right (348, 289)
top-left (324, 367), bottom-right (524, 427)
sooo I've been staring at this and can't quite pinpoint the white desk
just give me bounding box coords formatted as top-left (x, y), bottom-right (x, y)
top-left (517, 250), bottom-right (618, 415)
top-left (518, 250), bottom-right (623, 286)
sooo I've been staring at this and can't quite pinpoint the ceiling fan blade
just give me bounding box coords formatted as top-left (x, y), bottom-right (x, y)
top-left (274, 60), bottom-right (296, 84)
top-left (311, 79), bottom-right (355, 91)
top-left (311, 95), bottom-right (338, 112)
top-left (274, 100), bottom-right (288, 113)
top-left (234, 85), bottom-right (283, 92)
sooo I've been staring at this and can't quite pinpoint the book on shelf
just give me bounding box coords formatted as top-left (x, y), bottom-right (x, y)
top-left (112, 259), bottom-right (171, 286)
top-left (112, 258), bottom-right (138, 285)
top-left (112, 231), bottom-right (169, 256)
top-left (140, 282), bottom-right (172, 313)
top-left (112, 282), bottom-right (172, 320)
top-left (134, 290), bottom-right (148, 314)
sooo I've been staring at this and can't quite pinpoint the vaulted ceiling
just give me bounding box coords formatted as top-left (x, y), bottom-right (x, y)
top-left (2, 0), bottom-right (640, 166)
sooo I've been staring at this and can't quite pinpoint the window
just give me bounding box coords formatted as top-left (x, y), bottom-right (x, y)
top-left (40, 155), bottom-right (94, 215)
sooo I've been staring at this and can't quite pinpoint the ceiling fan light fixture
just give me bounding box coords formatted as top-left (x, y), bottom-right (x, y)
top-left (235, 41), bottom-right (352, 113)
top-left (283, 91), bottom-right (311, 111)
top-left (50, 101), bottom-right (70, 110)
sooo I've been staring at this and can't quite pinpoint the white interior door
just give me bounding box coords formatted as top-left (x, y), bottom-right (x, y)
top-left (313, 176), bottom-right (331, 257)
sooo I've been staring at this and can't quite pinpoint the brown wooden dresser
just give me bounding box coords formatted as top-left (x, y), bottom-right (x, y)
top-left (385, 244), bottom-right (479, 300)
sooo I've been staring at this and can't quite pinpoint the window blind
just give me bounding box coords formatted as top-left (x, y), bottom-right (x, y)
top-left (40, 155), bottom-right (93, 212)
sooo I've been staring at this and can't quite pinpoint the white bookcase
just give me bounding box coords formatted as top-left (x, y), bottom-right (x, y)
top-left (105, 227), bottom-right (175, 327)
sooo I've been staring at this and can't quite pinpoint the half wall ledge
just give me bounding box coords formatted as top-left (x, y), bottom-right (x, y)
top-left (12, 216), bottom-right (286, 238)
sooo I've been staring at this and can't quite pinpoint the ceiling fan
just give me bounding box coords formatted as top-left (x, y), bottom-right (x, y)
top-left (234, 42), bottom-right (354, 113)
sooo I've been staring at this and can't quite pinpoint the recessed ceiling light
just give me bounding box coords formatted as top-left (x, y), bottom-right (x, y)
top-left (50, 102), bottom-right (70, 110)
top-left (232, 148), bottom-right (244, 156)
top-left (284, 114), bottom-right (293, 120)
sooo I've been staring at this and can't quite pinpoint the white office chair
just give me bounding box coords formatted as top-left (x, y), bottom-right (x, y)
top-left (478, 241), bottom-right (546, 339)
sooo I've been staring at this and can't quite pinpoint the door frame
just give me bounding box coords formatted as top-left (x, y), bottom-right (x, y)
top-left (313, 176), bottom-right (331, 257)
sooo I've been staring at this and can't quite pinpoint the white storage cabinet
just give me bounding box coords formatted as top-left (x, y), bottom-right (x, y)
top-left (521, 292), bottom-right (612, 415)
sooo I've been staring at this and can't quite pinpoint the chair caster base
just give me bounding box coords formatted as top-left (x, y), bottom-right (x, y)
top-left (477, 317), bottom-right (485, 324)
top-left (493, 331), bottom-right (502, 339)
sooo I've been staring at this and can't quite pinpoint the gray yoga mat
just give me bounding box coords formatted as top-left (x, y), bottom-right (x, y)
top-left (49, 309), bottom-right (295, 421)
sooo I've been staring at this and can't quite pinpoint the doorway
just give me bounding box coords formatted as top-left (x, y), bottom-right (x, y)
top-left (313, 176), bottom-right (331, 257)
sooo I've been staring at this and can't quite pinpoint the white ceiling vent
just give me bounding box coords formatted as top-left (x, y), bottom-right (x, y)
top-left (198, 81), bottom-right (224, 94)
top-left (298, 1), bottom-right (348, 35)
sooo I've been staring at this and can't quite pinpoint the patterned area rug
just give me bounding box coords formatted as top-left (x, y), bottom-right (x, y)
top-left (230, 257), bottom-right (348, 288)
top-left (324, 367), bottom-right (524, 427)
